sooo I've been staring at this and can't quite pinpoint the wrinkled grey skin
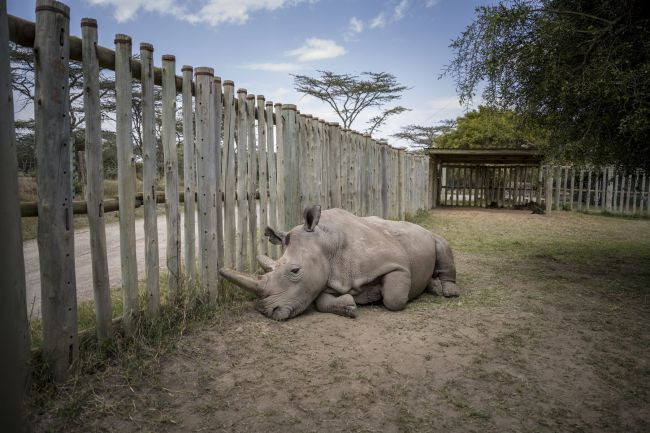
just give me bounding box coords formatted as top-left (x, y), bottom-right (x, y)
top-left (219, 206), bottom-right (460, 321)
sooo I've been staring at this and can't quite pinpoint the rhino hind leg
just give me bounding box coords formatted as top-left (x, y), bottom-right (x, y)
top-left (380, 270), bottom-right (411, 311)
top-left (315, 293), bottom-right (357, 318)
top-left (433, 236), bottom-right (460, 297)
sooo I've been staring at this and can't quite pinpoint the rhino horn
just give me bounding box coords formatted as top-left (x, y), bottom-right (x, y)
top-left (219, 268), bottom-right (267, 297)
top-left (256, 255), bottom-right (277, 273)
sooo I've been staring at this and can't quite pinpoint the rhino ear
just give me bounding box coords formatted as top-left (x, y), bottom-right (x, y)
top-left (303, 205), bottom-right (321, 232)
top-left (265, 226), bottom-right (287, 245)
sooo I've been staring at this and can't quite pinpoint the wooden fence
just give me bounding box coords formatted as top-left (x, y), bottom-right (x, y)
top-left (545, 166), bottom-right (649, 215)
top-left (435, 163), bottom-right (649, 216)
top-left (1, 0), bottom-right (430, 383)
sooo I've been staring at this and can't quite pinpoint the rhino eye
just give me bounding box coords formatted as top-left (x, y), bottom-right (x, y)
top-left (290, 267), bottom-right (300, 274)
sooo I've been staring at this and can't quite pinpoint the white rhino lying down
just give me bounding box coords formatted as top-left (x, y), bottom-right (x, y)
top-left (219, 205), bottom-right (460, 321)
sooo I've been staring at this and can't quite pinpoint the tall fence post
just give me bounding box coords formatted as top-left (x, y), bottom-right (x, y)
top-left (141, 42), bottom-right (160, 314)
top-left (398, 149), bottom-right (406, 219)
top-left (275, 103), bottom-right (285, 231)
top-left (257, 96), bottom-right (269, 256)
top-left (115, 33), bottom-right (138, 335)
top-left (223, 81), bottom-right (236, 268)
top-left (0, 0), bottom-right (30, 424)
top-left (181, 65), bottom-right (196, 282)
top-left (35, 0), bottom-right (79, 378)
top-left (246, 94), bottom-right (258, 271)
top-left (194, 67), bottom-right (218, 298)
top-left (213, 77), bottom-right (224, 273)
top-left (162, 55), bottom-right (181, 295)
top-left (340, 128), bottom-right (349, 212)
top-left (236, 89), bottom-right (249, 270)
top-left (81, 18), bottom-right (112, 335)
top-left (328, 123), bottom-right (341, 208)
top-left (282, 104), bottom-right (299, 228)
top-left (266, 101), bottom-right (278, 258)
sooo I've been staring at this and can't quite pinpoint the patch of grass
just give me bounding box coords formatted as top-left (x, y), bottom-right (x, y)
top-left (27, 273), bottom-right (251, 429)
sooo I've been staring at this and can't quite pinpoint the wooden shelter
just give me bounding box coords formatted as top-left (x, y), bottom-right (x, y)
top-left (428, 149), bottom-right (544, 208)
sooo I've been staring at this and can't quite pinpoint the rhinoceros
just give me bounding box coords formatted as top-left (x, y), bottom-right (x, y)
top-left (219, 205), bottom-right (460, 321)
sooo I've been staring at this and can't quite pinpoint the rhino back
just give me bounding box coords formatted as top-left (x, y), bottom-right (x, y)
top-left (320, 209), bottom-right (436, 298)
top-left (360, 217), bottom-right (437, 298)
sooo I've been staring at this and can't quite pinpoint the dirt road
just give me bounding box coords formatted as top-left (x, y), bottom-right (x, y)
top-left (23, 214), bottom-right (194, 318)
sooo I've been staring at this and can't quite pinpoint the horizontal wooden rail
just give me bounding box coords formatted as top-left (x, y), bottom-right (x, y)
top-left (8, 14), bottom-right (187, 93)
top-left (19, 190), bottom-right (270, 217)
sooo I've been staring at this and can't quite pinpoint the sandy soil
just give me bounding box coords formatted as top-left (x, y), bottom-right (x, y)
top-left (33, 209), bottom-right (650, 432)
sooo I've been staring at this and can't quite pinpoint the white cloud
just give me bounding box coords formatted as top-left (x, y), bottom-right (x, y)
top-left (243, 62), bottom-right (303, 72)
top-left (369, 13), bottom-right (386, 29)
top-left (424, 0), bottom-right (439, 7)
top-left (393, 0), bottom-right (409, 21)
top-left (348, 17), bottom-right (364, 34)
top-left (87, 0), bottom-right (314, 26)
top-left (286, 38), bottom-right (346, 62)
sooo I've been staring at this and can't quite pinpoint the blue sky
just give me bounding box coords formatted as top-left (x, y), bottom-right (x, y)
top-left (8, 0), bottom-right (491, 147)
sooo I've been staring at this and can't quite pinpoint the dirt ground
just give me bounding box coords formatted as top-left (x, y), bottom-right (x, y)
top-left (33, 208), bottom-right (650, 432)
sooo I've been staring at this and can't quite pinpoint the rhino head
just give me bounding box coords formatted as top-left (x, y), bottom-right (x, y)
top-left (219, 205), bottom-right (329, 320)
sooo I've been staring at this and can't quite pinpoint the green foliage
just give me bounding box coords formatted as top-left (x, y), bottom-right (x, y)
top-left (435, 106), bottom-right (542, 149)
top-left (444, 0), bottom-right (650, 169)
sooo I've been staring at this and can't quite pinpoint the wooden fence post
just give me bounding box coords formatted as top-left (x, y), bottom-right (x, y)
top-left (236, 89), bottom-right (249, 270)
top-left (328, 123), bottom-right (341, 209)
top-left (181, 66), bottom-right (196, 281)
top-left (632, 171), bottom-right (639, 215)
top-left (246, 95), bottom-right (258, 271)
top-left (162, 55), bottom-right (181, 294)
top-left (640, 173), bottom-right (647, 216)
top-left (81, 18), bottom-right (112, 335)
top-left (257, 96), bottom-right (269, 255)
top-left (315, 119), bottom-right (324, 207)
top-left (35, 0), bottom-right (78, 378)
top-left (194, 67), bottom-right (218, 298)
top-left (320, 120), bottom-right (329, 208)
top-left (141, 43), bottom-right (160, 314)
top-left (213, 77), bottom-right (224, 273)
top-left (545, 166), bottom-right (552, 214)
top-left (282, 104), bottom-right (298, 228)
top-left (381, 142), bottom-right (389, 217)
top-left (586, 170), bottom-right (592, 211)
top-left (625, 174), bottom-right (632, 214)
top-left (398, 149), bottom-right (405, 219)
top-left (114, 33), bottom-right (138, 335)
top-left (266, 101), bottom-right (278, 258)
top-left (618, 174), bottom-right (625, 214)
top-left (0, 0), bottom-right (30, 423)
top-left (605, 166), bottom-right (614, 212)
top-left (275, 103), bottom-right (285, 231)
top-left (339, 128), bottom-right (349, 211)
top-left (222, 81), bottom-right (237, 268)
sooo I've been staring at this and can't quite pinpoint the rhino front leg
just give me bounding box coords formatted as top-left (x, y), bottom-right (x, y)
top-left (315, 293), bottom-right (358, 318)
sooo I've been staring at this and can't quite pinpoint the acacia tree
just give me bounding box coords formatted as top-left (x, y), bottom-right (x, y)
top-left (443, 0), bottom-right (650, 170)
top-left (392, 121), bottom-right (456, 149)
top-left (293, 70), bottom-right (409, 135)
